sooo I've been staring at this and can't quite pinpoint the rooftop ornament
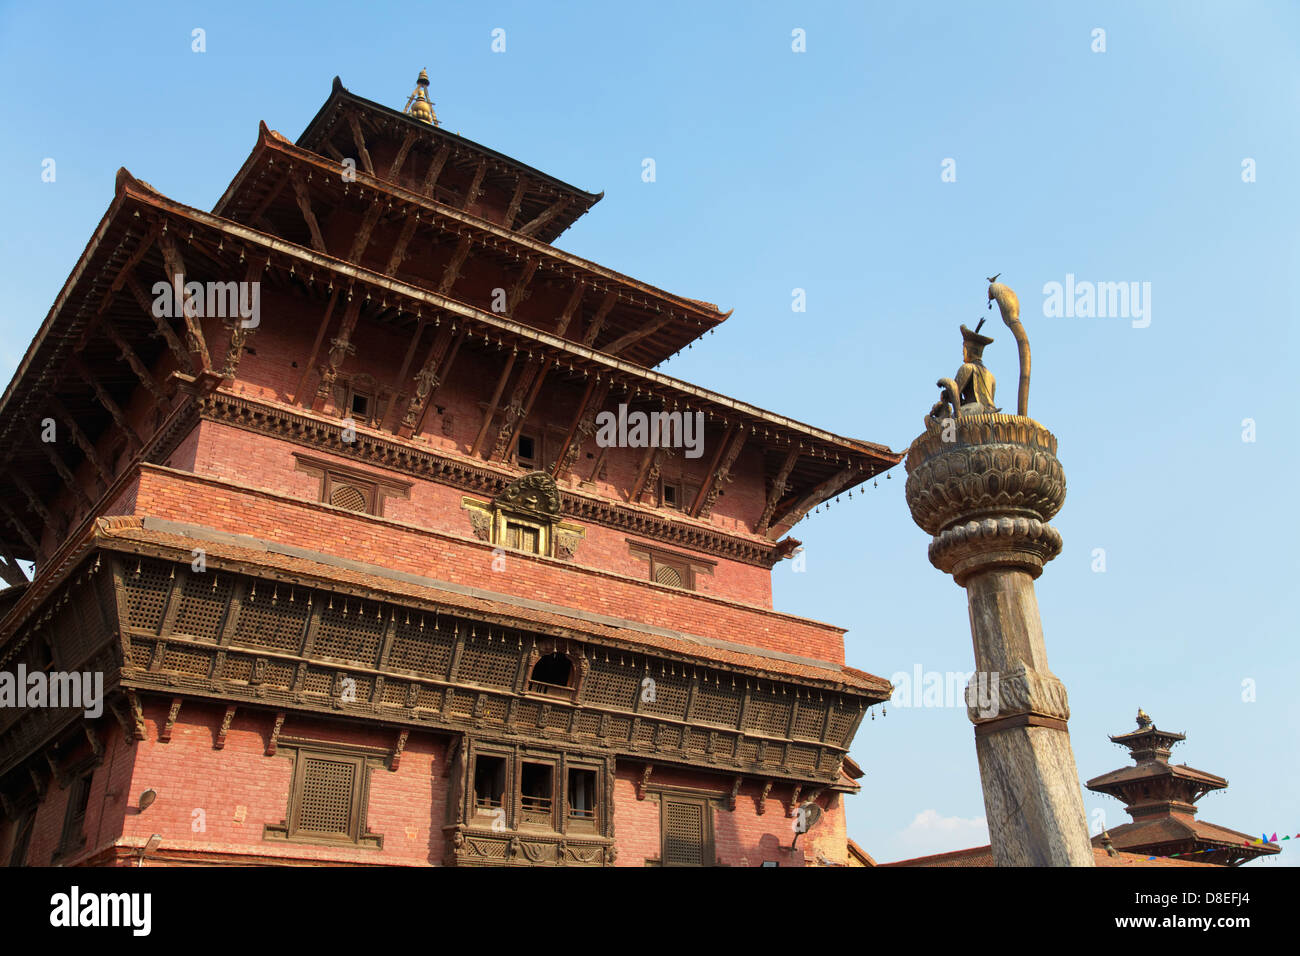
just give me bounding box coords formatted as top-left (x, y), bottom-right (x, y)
top-left (403, 68), bottom-right (439, 126)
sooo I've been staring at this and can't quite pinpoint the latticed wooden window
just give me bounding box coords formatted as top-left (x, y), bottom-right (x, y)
top-left (289, 752), bottom-right (365, 842)
top-left (661, 797), bottom-right (711, 866)
top-left (505, 521), bottom-right (541, 554)
top-left (328, 479), bottom-right (372, 514)
top-left (654, 563), bottom-right (683, 587)
top-left (629, 543), bottom-right (701, 591)
top-left (298, 757), bottom-right (356, 835)
top-left (652, 555), bottom-right (691, 589)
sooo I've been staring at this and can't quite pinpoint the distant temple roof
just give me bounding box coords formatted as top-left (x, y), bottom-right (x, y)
top-left (1084, 711), bottom-right (1280, 866)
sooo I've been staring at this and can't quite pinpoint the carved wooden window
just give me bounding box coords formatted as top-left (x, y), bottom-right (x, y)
top-left (661, 795), bottom-right (712, 866)
top-left (653, 558), bottom-right (689, 588)
top-left (463, 473), bottom-right (585, 560)
top-left (519, 762), bottom-right (555, 829)
top-left (473, 755), bottom-right (507, 811)
top-left (659, 479), bottom-right (699, 512)
top-left (348, 388), bottom-right (373, 421)
top-left (528, 652), bottom-right (574, 695)
top-left (516, 432), bottom-right (541, 469)
top-left (504, 520), bottom-right (543, 555)
top-left (295, 454), bottom-right (411, 518)
top-left (326, 473), bottom-right (376, 514)
top-left (57, 772), bottom-right (92, 858)
top-left (628, 541), bottom-right (715, 592)
top-left (567, 768), bottom-right (598, 829)
top-left (337, 375), bottom-right (385, 428)
top-left (267, 748), bottom-right (382, 847)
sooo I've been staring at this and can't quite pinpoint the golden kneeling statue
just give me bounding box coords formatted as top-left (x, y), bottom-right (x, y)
top-left (929, 321), bottom-right (1000, 421)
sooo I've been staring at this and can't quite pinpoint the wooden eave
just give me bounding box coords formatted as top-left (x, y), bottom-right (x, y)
top-left (0, 173), bottom-right (899, 556)
top-left (0, 185), bottom-right (182, 562)
top-left (212, 122), bottom-right (728, 366)
top-left (295, 77), bottom-right (602, 244)
top-left (137, 178), bottom-right (900, 482)
top-left (1086, 762), bottom-right (1229, 795)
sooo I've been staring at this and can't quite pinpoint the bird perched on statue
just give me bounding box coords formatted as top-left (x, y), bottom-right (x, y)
top-left (987, 274), bottom-right (1031, 417)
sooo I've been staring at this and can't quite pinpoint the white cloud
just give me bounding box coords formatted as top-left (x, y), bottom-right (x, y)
top-left (896, 809), bottom-right (989, 856)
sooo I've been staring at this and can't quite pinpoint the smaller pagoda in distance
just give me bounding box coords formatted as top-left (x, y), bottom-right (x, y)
top-left (1086, 710), bottom-right (1280, 866)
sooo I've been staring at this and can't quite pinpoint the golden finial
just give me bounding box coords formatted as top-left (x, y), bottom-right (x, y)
top-left (403, 68), bottom-right (439, 126)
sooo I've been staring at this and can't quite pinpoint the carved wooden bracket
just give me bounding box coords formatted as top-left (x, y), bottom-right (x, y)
top-left (758, 779), bottom-right (773, 814)
top-left (160, 697), bottom-right (182, 743)
top-left (391, 729), bottom-right (410, 771)
top-left (111, 691), bottom-right (147, 743)
top-left (266, 712), bottom-right (286, 756)
top-left (728, 776), bottom-right (743, 812)
top-left (215, 705), bottom-right (236, 750)
top-left (637, 763), bottom-right (654, 800)
top-left (787, 784), bottom-right (802, 817)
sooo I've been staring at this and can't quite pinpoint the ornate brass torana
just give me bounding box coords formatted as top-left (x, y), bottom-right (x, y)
top-left (905, 278), bottom-right (1094, 867)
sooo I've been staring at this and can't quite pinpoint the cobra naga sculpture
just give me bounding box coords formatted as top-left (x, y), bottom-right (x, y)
top-left (986, 274), bottom-right (1030, 417)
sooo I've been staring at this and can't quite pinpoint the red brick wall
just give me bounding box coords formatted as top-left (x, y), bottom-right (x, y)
top-left (6, 719), bottom-right (136, 866)
top-left (132, 463), bottom-right (845, 663)
top-left (610, 763), bottom-right (846, 867)
top-left (188, 419), bottom-right (773, 608)
top-left (111, 699), bottom-right (448, 865)
top-left (0, 699), bottom-right (851, 867)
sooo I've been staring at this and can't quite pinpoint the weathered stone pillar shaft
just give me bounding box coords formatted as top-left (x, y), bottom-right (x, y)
top-left (905, 412), bottom-right (1094, 866)
top-left (966, 567), bottom-right (1050, 675)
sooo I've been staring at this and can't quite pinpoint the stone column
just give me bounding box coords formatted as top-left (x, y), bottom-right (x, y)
top-left (904, 413), bottom-right (1094, 866)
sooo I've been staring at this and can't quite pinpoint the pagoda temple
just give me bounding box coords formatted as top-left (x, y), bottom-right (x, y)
top-left (0, 73), bottom-right (899, 866)
top-left (1085, 711), bottom-right (1280, 866)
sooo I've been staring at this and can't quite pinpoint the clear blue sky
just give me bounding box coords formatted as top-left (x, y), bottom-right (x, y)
top-left (2, 0), bottom-right (1295, 865)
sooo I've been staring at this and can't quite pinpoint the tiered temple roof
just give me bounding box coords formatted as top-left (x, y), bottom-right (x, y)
top-left (0, 79), bottom-right (899, 571)
top-left (1085, 711), bottom-right (1280, 866)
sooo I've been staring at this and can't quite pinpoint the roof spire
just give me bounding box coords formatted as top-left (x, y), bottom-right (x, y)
top-left (403, 68), bottom-right (439, 126)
